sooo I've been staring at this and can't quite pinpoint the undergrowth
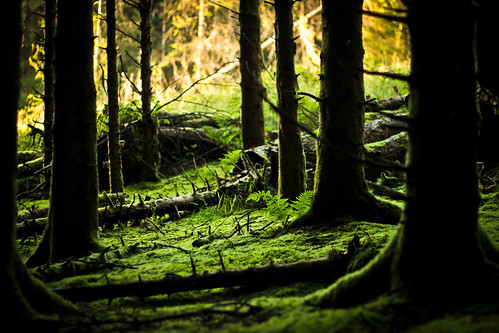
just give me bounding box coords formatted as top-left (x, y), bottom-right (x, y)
top-left (15, 65), bottom-right (499, 332)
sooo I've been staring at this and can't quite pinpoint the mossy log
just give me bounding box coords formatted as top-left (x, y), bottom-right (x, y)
top-left (54, 255), bottom-right (347, 302)
top-left (16, 177), bottom-right (257, 238)
top-left (364, 95), bottom-right (408, 113)
top-left (364, 118), bottom-right (407, 144)
top-left (52, 236), bottom-right (381, 302)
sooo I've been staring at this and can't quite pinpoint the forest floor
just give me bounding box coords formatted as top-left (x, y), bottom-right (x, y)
top-left (17, 156), bottom-right (499, 332)
top-left (15, 72), bottom-right (499, 331)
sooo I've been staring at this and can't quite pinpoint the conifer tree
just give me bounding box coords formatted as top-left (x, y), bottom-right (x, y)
top-left (239, 0), bottom-right (266, 149)
top-left (28, 0), bottom-right (101, 266)
top-left (275, 0), bottom-right (306, 199)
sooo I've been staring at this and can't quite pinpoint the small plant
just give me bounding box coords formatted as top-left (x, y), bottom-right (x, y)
top-left (246, 190), bottom-right (313, 223)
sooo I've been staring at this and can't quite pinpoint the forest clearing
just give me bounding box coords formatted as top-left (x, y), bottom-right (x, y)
top-left (5, 0), bottom-right (499, 332)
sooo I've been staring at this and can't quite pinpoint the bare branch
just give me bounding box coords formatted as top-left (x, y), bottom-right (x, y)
top-left (154, 61), bottom-right (235, 112)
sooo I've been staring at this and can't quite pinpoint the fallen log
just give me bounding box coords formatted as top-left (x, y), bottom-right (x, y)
top-left (364, 132), bottom-right (408, 181)
top-left (99, 191), bottom-right (219, 227)
top-left (17, 192), bottom-right (220, 238)
top-left (52, 235), bottom-right (382, 302)
top-left (17, 156), bottom-right (44, 179)
top-left (54, 255), bottom-right (347, 302)
top-left (364, 95), bottom-right (407, 113)
top-left (364, 117), bottom-right (407, 143)
top-left (17, 176), bottom-right (258, 238)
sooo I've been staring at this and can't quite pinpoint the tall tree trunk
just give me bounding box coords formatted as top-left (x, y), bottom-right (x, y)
top-left (28, 0), bottom-right (101, 266)
top-left (275, 0), bottom-right (306, 199)
top-left (475, 0), bottom-right (499, 163)
top-left (139, 0), bottom-right (160, 181)
top-left (42, 0), bottom-right (56, 182)
top-left (107, 0), bottom-right (125, 192)
top-left (1, 1), bottom-right (75, 324)
top-left (293, 0), bottom-right (398, 226)
top-left (392, 0), bottom-right (496, 295)
top-left (239, 0), bottom-right (265, 149)
top-left (313, 0), bottom-right (499, 314)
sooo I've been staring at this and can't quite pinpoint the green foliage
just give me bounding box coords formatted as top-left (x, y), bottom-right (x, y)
top-left (246, 190), bottom-right (313, 223)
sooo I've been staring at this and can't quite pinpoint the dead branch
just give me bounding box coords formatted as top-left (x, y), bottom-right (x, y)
top-left (53, 255), bottom-right (349, 302)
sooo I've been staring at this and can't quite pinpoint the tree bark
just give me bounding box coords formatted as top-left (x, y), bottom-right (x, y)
top-left (275, 0), bottom-right (306, 200)
top-left (42, 0), bottom-right (56, 182)
top-left (475, 0), bottom-right (499, 163)
top-left (139, 0), bottom-right (160, 181)
top-left (106, 0), bottom-right (125, 193)
top-left (27, 0), bottom-right (101, 267)
top-left (293, 0), bottom-right (399, 226)
top-left (239, 0), bottom-right (266, 149)
top-left (314, 0), bottom-right (499, 312)
top-left (1, 2), bottom-right (75, 324)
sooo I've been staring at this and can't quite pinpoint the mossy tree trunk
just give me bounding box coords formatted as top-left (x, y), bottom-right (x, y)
top-left (294, 0), bottom-right (398, 226)
top-left (42, 0), bottom-right (56, 182)
top-left (314, 0), bottom-right (499, 311)
top-left (139, 0), bottom-right (160, 182)
top-left (107, 0), bottom-right (125, 192)
top-left (1, 2), bottom-right (75, 325)
top-left (239, 0), bottom-right (266, 149)
top-left (27, 0), bottom-right (101, 266)
top-left (275, 0), bottom-right (306, 200)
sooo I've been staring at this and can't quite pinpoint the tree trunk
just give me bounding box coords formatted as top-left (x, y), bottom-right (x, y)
top-left (392, 0), bottom-right (496, 296)
top-left (475, 0), bottom-right (499, 163)
top-left (42, 0), bottom-right (56, 182)
top-left (293, 0), bottom-right (399, 226)
top-left (313, 0), bottom-right (499, 315)
top-left (275, 0), bottom-right (306, 200)
top-left (139, 0), bottom-right (160, 181)
top-left (107, 0), bottom-right (125, 192)
top-left (239, 0), bottom-right (266, 149)
top-left (1, 2), bottom-right (75, 325)
top-left (27, 0), bottom-right (101, 267)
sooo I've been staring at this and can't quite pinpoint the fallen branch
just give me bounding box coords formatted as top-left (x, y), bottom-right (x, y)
top-left (364, 95), bottom-right (408, 113)
top-left (54, 255), bottom-right (348, 302)
top-left (53, 234), bottom-right (383, 302)
top-left (17, 176), bottom-right (259, 238)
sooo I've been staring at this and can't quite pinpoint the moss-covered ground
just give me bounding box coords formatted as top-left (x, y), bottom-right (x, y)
top-left (16, 159), bottom-right (499, 332)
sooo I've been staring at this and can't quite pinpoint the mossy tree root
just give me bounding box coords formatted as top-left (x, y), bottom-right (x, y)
top-left (308, 228), bottom-right (499, 311)
top-left (289, 193), bottom-right (401, 229)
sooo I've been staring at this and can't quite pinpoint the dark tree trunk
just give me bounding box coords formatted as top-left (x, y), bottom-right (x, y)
top-left (139, 0), bottom-right (160, 182)
top-left (28, 0), bottom-right (100, 266)
top-left (42, 0), bottom-right (56, 182)
top-left (107, 0), bottom-right (125, 192)
top-left (1, 1), bottom-right (75, 324)
top-left (314, 0), bottom-right (499, 316)
top-left (293, 0), bottom-right (399, 226)
top-left (392, 0), bottom-right (495, 295)
top-left (239, 0), bottom-right (265, 149)
top-left (275, 0), bottom-right (306, 200)
top-left (475, 0), bottom-right (499, 163)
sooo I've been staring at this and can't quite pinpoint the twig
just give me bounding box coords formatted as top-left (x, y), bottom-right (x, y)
top-left (363, 69), bottom-right (410, 82)
top-left (295, 91), bottom-right (325, 103)
top-left (207, 0), bottom-right (239, 15)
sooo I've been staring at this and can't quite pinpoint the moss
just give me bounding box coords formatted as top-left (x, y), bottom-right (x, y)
top-left (16, 162), bottom-right (499, 332)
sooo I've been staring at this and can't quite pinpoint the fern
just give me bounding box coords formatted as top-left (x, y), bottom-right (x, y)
top-left (246, 190), bottom-right (292, 221)
top-left (290, 191), bottom-right (313, 214)
top-left (246, 190), bottom-right (313, 222)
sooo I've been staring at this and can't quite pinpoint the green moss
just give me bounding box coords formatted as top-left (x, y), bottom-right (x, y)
top-left (17, 161), bottom-right (499, 332)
